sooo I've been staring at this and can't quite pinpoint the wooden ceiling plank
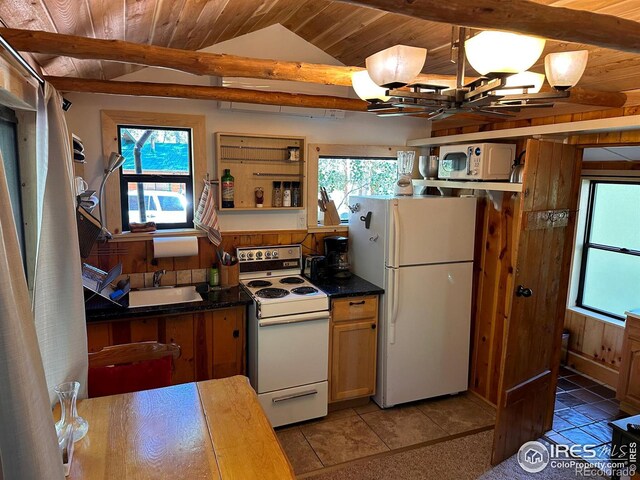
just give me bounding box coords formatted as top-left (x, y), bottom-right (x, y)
top-left (149, 0), bottom-right (187, 46)
top-left (249, 0), bottom-right (301, 33)
top-left (124, 0), bottom-right (157, 45)
top-left (332, 0), bottom-right (640, 54)
top-left (207, 0), bottom-right (261, 46)
top-left (312, 8), bottom-right (387, 51)
top-left (44, 75), bottom-right (369, 111)
top-left (233, 0), bottom-right (285, 38)
top-left (165, 0), bottom-right (212, 49)
top-left (293, 3), bottom-right (361, 44)
top-left (87, 0), bottom-right (127, 79)
top-left (282, 0), bottom-right (332, 35)
top-left (187, 0), bottom-right (232, 50)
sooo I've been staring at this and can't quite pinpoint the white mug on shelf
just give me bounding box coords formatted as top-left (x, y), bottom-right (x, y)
top-left (74, 176), bottom-right (88, 196)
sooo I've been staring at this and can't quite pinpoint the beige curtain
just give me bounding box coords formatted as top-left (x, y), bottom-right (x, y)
top-left (0, 149), bottom-right (64, 478)
top-left (33, 84), bottom-right (88, 402)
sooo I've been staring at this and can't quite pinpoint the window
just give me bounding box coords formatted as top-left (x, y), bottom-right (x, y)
top-left (577, 181), bottom-right (640, 319)
top-left (101, 111), bottom-right (206, 236)
top-left (118, 126), bottom-right (193, 230)
top-left (318, 157), bottom-right (397, 221)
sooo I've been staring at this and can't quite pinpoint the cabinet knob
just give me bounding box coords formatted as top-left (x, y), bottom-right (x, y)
top-left (371, 323), bottom-right (376, 330)
top-left (233, 329), bottom-right (239, 338)
top-left (515, 285), bottom-right (533, 298)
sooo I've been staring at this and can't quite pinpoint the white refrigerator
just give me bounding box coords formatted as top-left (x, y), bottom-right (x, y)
top-left (348, 195), bottom-right (477, 408)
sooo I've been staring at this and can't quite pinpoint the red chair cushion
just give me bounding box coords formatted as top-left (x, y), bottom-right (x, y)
top-left (88, 355), bottom-right (172, 398)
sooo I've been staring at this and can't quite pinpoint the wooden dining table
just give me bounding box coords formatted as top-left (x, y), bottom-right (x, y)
top-left (65, 375), bottom-right (295, 479)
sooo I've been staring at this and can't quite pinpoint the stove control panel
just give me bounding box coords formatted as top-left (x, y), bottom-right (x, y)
top-left (236, 245), bottom-right (302, 272)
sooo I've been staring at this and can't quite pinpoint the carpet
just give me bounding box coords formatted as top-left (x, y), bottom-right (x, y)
top-left (303, 430), bottom-right (607, 480)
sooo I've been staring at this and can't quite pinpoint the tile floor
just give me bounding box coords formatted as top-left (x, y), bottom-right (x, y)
top-left (276, 392), bottom-right (496, 475)
top-left (545, 366), bottom-right (624, 463)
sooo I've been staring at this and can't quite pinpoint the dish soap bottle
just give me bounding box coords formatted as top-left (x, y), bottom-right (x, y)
top-left (221, 169), bottom-right (235, 208)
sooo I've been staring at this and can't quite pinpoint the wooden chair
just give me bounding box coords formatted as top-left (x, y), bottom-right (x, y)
top-left (88, 341), bottom-right (181, 398)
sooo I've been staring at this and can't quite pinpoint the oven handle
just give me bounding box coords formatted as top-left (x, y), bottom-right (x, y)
top-left (272, 389), bottom-right (318, 403)
top-left (259, 311), bottom-right (329, 327)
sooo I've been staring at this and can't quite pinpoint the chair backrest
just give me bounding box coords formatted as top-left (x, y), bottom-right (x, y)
top-left (88, 341), bottom-right (181, 398)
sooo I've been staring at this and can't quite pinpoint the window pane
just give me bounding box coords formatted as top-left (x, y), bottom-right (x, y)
top-left (582, 248), bottom-right (640, 318)
top-left (590, 183), bottom-right (640, 250)
top-left (126, 183), bottom-right (188, 225)
top-left (318, 157), bottom-right (396, 220)
top-left (119, 127), bottom-right (190, 175)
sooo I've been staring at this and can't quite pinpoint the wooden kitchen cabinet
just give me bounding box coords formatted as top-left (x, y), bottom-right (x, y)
top-left (86, 306), bottom-right (246, 385)
top-left (329, 295), bottom-right (378, 403)
top-left (617, 313), bottom-right (640, 414)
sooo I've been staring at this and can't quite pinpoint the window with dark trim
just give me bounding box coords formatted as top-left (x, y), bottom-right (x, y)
top-left (118, 125), bottom-right (193, 230)
top-left (577, 181), bottom-right (640, 320)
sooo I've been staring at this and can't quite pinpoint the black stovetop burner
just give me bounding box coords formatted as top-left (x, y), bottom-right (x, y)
top-left (247, 280), bottom-right (272, 288)
top-left (279, 276), bottom-right (305, 284)
top-left (291, 286), bottom-right (318, 295)
top-left (255, 287), bottom-right (289, 299)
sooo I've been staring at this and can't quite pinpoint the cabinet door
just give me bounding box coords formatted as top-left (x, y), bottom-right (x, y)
top-left (620, 337), bottom-right (640, 408)
top-left (331, 319), bottom-right (377, 402)
top-left (212, 307), bottom-right (245, 378)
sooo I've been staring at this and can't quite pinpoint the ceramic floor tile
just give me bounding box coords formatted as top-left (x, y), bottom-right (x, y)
top-left (557, 378), bottom-right (581, 391)
top-left (561, 427), bottom-right (601, 447)
top-left (304, 407), bottom-right (358, 426)
top-left (593, 400), bottom-right (620, 416)
top-left (355, 401), bottom-right (381, 415)
top-left (301, 415), bottom-right (389, 466)
top-left (546, 431), bottom-right (572, 446)
top-left (557, 392), bottom-right (586, 408)
top-left (565, 374), bottom-right (598, 389)
top-left (555, 399), bottom-right (569, 411)
top-left (555, 408), bottom-right (594, 428)
top-left (581, 421), bottom-right (613, 444)
top-left (277, 428), bottom-right (323, 474)
top-left (571, 388), bottom-right (607, 405)
top-left (553, 415), bottom-right (574, 432)
top-left (559, 366), bottom-right (575, 378)
top-left (466, 393), bottom-right (497, 414)
top-left (417, 395), bottom-right (495, 435)
top-left (575, 403), bottom-right (616, 422)
top-left (360, 406), bottom-right (449, 449)
top-left (587, 384), bottom-right (617, 400)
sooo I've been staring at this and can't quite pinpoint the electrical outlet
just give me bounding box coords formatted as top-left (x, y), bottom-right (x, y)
top-left (297, 212), bottom-right (306, 229)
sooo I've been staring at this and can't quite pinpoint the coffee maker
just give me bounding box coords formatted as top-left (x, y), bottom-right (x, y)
top-left (324, 236), bottom-right (351, 279)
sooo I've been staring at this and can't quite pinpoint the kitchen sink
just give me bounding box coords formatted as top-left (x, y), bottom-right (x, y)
top-left (128, 286), bottom-right (203, 308)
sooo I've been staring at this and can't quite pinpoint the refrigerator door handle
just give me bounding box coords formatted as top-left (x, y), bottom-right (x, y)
top-left (388, 267), bottom-right (400, 344)
top-left (389, 202), bottom-right (400, 268)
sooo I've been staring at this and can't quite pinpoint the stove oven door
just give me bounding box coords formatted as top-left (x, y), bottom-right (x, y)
top-left (257, 311), bottom-right (329, 393)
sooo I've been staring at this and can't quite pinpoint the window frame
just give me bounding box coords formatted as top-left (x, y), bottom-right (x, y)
top-left (576, 179), bottom-right (640, 320)
top-left (117, 124), bottom-right (194, 230)
top-left (306, 144), bottom-right (419, 232)
top-left (101, 111), bottom-right (206, 236)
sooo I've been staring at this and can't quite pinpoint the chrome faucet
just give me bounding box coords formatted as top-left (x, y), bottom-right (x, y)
top-left (152, 269), bottom-right (166, 288)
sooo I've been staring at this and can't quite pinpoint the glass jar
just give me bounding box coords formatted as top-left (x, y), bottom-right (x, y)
top-left (282, 182), bottom-right (292, 207)
top-left (292, 182), bottom-right (301, 207)
top-left (272, 181), bottom-right (282, 207)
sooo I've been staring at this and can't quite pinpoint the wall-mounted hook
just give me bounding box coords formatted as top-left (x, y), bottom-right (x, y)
top-left (369, 234), bottom-right (379, 242)
top-left (360, 211), bottom-right (372, 229)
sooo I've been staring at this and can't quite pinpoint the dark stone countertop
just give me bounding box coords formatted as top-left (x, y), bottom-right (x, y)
top-left (310, 274), bottom-right (384, 299)
top-left (85, 285), bottom-right (252, 323)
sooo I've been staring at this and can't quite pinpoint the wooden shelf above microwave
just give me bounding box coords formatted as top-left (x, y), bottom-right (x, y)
top-left (412, 179), bottom-right (523, 192)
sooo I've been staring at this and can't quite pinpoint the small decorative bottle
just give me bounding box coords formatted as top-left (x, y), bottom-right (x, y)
top-left (291, 182), bottom-right (301, 207)
top-left (221, 169), bottom-right (235, 208)
top-left (55, 381), bottom-right (88, 442)
top-left (272, 181), bottom-right (282, 207)
top-left (283, 182), bottom-right (292, 207)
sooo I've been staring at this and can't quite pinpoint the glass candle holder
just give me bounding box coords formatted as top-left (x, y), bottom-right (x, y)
top-left (55, 381), bottom-right (88, 442)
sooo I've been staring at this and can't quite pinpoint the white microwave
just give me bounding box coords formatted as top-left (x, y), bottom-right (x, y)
top-left (438, 143), bottom-right (515, 180)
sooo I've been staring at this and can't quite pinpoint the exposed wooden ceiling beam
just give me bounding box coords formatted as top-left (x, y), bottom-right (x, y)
top-left (44, 76), bottom-right (369, 111)
top-left (334, 0), bottom-right (640, 54)
top-left (0, 28), bottom-right (454, 87)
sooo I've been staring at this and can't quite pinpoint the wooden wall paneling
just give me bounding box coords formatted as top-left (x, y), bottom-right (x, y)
top-left (603, 323), bottom-right (625, 369)
top-left (564, 310), bottom-right (586, 352)
top-left (87, 323), bottom-right (111, 353)
top-left (583, 316), bottom-right (606, 361)
top-left (212, 308), bottom-right (244, 378)
top-left (164, 314), bottom-right (195, 384)
top-left (198, 237), bottom-right (217, 269)
top-left (129, 318), bottom-right (158, 342)
top-left (174, 253), bottom-right (200, 270)
top-left (118, 240), bottom-right (148, 273)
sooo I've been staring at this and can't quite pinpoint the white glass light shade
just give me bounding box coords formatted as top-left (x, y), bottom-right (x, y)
top-left (351, 70), bottom-right (390, 102)
top-left (365, 45), bottom-right (427, 88)
top-left (544, 50), bottom-right (588, 90)
top-left (496, 71), bottom-right (545, 95)
top-left (465, 31), bottom-right (546, 75)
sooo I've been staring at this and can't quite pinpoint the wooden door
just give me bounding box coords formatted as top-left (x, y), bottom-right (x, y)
top-left (331, 319), bottom-right (378, 401)
top-left (492, 140), bottom-right (582, 464)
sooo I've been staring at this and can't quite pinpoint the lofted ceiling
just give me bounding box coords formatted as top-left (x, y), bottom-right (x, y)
top-left (4, 0), bottom-right (640, 110)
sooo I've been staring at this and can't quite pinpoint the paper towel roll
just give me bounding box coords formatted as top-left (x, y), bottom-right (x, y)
top-left (153, 236), bottom-right (199, 258)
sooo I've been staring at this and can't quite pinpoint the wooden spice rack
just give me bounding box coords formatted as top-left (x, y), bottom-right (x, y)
top-left (215, 132), bottom-right (306, 210)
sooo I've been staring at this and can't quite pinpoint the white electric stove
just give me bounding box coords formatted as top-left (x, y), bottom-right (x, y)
top-left (239, 245), bottom-right (329, 427)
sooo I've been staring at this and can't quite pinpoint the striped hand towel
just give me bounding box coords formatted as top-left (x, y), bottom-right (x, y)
top-left (194, 181), bottom-right (222, 246)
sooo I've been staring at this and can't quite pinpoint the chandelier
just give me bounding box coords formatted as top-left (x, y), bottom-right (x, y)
top-left (352, 28), bottom-right (589, 120)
